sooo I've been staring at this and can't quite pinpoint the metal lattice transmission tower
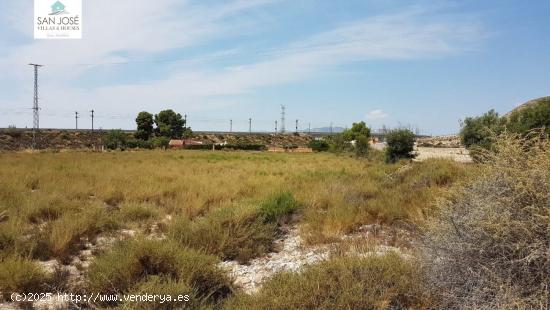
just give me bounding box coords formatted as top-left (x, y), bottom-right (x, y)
top-left (29, 64), bottom-right (43, 149)
top-left (90, 110), bottom-right (95, 131)
top-left (280, 105), bottom-right (286, 133)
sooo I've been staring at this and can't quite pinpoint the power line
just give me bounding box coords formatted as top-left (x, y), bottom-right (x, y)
top-left (29, 63), bottom-right (43, 149)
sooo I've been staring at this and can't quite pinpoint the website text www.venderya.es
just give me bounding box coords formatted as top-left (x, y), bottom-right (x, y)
top-left (10, 292), bottom-right (190, 305)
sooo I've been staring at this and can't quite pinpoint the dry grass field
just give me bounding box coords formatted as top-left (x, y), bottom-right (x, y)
top-left (0, 149), bottom-right (470, 308)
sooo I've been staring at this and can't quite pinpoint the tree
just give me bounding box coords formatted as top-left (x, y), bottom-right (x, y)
top-left (385, 129), bottom-right (415, 163)
top-left (154, 110), bottom-right (186, 138)
top-left (459, 109), bottom-right (505, 149)
top-left (135, 111), bottom-right (154, 140)
top-left (342, 121), bottom-right (371, 141)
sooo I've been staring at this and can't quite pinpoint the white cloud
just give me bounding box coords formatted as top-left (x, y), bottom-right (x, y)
top-left (0, 3), bottom-right (482, 129)
top-left (365, 109), bottom-right (389, 120)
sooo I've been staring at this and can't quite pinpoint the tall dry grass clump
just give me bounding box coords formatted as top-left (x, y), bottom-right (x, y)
top-left (225, 253), bottom-right (428, 309)
top-left (422, 131), bottom-right (550, 309)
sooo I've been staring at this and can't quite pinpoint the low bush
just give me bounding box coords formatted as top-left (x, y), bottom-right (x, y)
top-left (151, 136), bottom-right (170, 149)
top-left (385, 129), bottom-right (415, 163)
top-left (422, 132), bottom-right (550, 309)
top-left (104, 130), bottom-right (127, 150)
top-left (0, 256), bottom-right (50, 300)
top-left (308, 140), bottom-right (329, 152)
top-left (259, 192), bottom-right (300, 224)
top-left (120, 203), bottom-right (160, 222)
top-left (126, 139), bottom-right (153, 149)
top-left (168, 205), bottom-right (277, 263)
top-left (354, 134), bottom-right (370, 157)
top-left (87, 238), bottom-right (232, 306)
top-left (225, 253), bottom-right (427, 309)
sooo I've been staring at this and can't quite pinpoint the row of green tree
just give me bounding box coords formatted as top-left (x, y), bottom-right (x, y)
top-left (308, 121), bottom-right (416, 163)
top-left (135, 109), bottom-right (192, 140)
top-left (103, 109), bottom-right (192, 150)
top-left (460, 97), bottom-right (549, 151)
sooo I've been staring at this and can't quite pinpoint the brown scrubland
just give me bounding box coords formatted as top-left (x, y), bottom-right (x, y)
top-left (0, 132), bottom-right (547, 309)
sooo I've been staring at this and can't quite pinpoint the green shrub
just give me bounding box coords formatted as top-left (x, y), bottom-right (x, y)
top-left (385, 129), bottom-right (415, 163)
top-left (126, 139), bottom-right (153, 149)
top-left (225, 253), bottom-right (427, 310)
top-left (327, 134), bottom-right (352, 153)
top-left (507, 97), bottom-right (550, 135)
top-left (104, 130), bottom-right (127, 150)
top-left (168, 206), bottom-right (276, 263)
top-left (0, 256), bottom-right (50, 300)
top-left (308, 140), bottom-right (329, 152)
top-left (87, 238), bottom-right (232, 306)
top-left (354, 135), bottom-right (370, 157)
top-left (460, 109), bottom-right (505, 149)
top-left (151, 136), bottom-right (170, 149)
top-left (423, 132), bottom-right (550, 309)
top-left (259, 192), bottom-right (300, 224)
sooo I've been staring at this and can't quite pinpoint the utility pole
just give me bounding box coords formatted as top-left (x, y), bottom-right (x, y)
top-left (308, 123), bottom-right (311, 134)
top-left (275, 120), bottom-right (278, 133)
top-left (29, 63), bottom-right (43, 149)
top-left (330, 122), bottom-right (333, 135)
top-left (295, 119), bottom-right (299, 133)
top-left (90, 109), bottom-right (95, 132)
top-left (280, 105), bottom-right (286, 133)
top-left (230, 119), bottom-right (233, 133)
top-left (75, 111), bottom-right (79, 130)
top-left (248, 118), bottom-right (252, 134)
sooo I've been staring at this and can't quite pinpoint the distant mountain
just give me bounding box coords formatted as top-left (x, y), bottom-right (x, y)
top-left (310, 126), bottom-right (345, 133)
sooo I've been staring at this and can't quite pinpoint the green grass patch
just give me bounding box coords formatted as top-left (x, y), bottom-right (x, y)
top-left (259, 192), bottom-right (300, 224)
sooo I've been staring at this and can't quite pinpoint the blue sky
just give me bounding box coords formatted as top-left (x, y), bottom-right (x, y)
top-left (0, 0), bottom-right (548, 134)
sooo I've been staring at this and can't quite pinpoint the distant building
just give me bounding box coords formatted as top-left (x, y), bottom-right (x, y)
top-left (169, 138), bottom-right (203, 149)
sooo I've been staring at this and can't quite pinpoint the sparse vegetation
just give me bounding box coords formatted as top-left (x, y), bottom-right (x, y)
top-left (422, 131), bottom-right (550, 309)
top-left (225, 253), bottom-right (428, 309)
top-left (88, 238), bottom-right (233, 307)
top-left (0, 257), bottom-right (50, 300)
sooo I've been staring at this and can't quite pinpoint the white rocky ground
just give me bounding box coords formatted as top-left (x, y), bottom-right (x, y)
top-left (219, 225), bottom-right (409, 294)
top-left (1, 220), bottom-right (408, 309)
